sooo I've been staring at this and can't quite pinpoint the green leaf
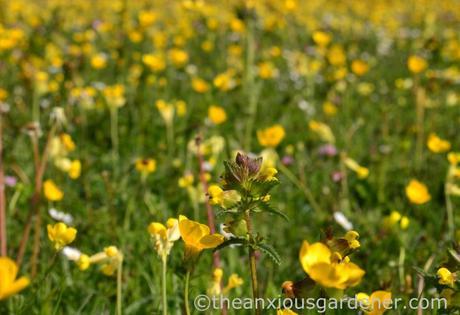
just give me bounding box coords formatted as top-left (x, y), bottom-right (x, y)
top-left (213, 237), bottom-right (248, 252)
top-left (256, 243), bottom-right (281, 265)
top-left (257, 202), bottom-right (289, 221)
top-left (250, 179), bottom-right (279, 196)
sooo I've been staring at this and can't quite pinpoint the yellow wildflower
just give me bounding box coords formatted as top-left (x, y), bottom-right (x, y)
top-left (148, 218), bottom-right (181, 260)
top-left (208, 105), bottom-right (227, 125)
top-left (405, 179), bottom-right (431, 204)
top-left (257, 125), bottom-right (286, 148)
top-left (312, 31), bottom-right (331, 47)
top-left (135, 158), bottom-right (157, 174)
top-left (309, 120), bottom-right (335, 143)
top-left (0, 257), bottom-right (30, 300)
top-left (43, 179), bottom-right (64, 201)
top-left (437, 267), bottom-right (455, 287)
top-left (47, 222), bottom-right (77, 251)
top-left (192, 78), bottom-right (210, 93)
top-left (427, 133), bottom-right (451, 153)
top-left (356, 291), bottom-right (392, 315)
top-left (68, 160), bottom-right (81, 179)
top-left (408, 55), bottom-right (428, 74)
top-left (351, 60), bottom-right (369, 76)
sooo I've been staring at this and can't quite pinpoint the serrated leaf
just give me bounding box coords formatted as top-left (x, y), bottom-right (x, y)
top-left (257, 202), bottom-right (289, 221)
top-left (256, 243), bottom-right (281, 265)
top-left (250, 179), bottom-right (279, 196)
top-left (213, 237), bottom-right (247, 252)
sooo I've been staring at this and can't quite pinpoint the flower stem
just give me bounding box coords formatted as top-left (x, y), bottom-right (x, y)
top-left (0, 114), bottom-right (7, 256)
top-left (245, 213), bottom-right (261, 315)
top-left (184, 270), bottom-right (191, 315)
top-left (162, 257), bottom-right (168, 315)
top-left (445, 180), bottom-right (455, 241)
top-left (117, 255), bottom-right (123, 315)
top-left (110, 107), bottom-right (119, 169)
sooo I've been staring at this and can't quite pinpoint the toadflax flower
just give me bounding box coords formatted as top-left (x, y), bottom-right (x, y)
top-left (405, 179), bottom-right (431, 205)
top-left (179, 215), bottom-right (224, 266)
top-left (299, 236), bottom-right (365, 289)
top-left (437, 267), bottom-right (455, 287)
top-left (148, 218), bottom-right (180, 260)
top-left (0, 257), bottom-right (30, 300)
top-left (47, 222), bottom-right (77, 251)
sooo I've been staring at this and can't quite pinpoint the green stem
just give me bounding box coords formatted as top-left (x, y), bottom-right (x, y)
top-left (166, 123), bottom-right (174, 158)
top-left (414, 82), bottom-right (425, 170)
top-left (117, 256), bottom-right (123, 315)
top-left (245, 213), bottom-right (261, 315)
top-left (398, 246), bottom-right (405, 291)
top-left (162, 257), bottom-right (168, 315)
top-left (445, 180), bottom-right (455, 241)
top-left (278, 163), bottom-right (322, 214)
top-left (184, 270), bottom-right (191, 315)
top-left (110, 107), bottom-right (119, 167)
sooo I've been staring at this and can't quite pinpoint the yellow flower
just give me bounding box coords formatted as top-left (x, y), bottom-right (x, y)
top-left (323, 101), bottom-right (338, 116)
top-left (427, 133), bottom-right (451, 153)
top-left (309, 120), bottom-right (335, 143)
top-left (60, 133), bottom-right (76, 152)
top-left (277, 310), bottom-right (298, 315)
top-left (168, 48), bottom-right (188, 67)
top-left (138, 10), bottom-right (157, 27)
top-left (90, 53), bottom-right (107, 69)
top-left (257, 125), bottom-right (286, 148)
top-left (437, 267), bottom-right (455, 287)
top-left (192, 78), bottom-right (210, 93)
top-left (344, 231), bottom-right (361, 249)
top-left (344, 157), bottom-right (369, 179)
top-left (407, 55), bottom-right (428, 74)
top-left (142, 54), bottom-right (166, 72)
top-left (405, 179), bottom-right (431, 204)
top-left (351, 60), bottom-right (369, 76)
top-left (156, 100), bottom-right (175, 125)
top-left (258, 61), bottom-right (278, 79)
top-left (312, 31), bottom-right (331, 47)
top-left (148, 218), bottom-right (181, 259)
top-left (0, 257), bottom-right (30, 300)
top-left (179, 174), bottom-right (194, 187)
top-left (208, 105), bottom-right (227, 125)
top-left (356, 291), bottom-right (392, 315)
top-left (299, 241), bottom-right (365, 289)
top-left (77, 254), bottom-right (90, 271)
top-left (179, 215), bottom-right (224, 262)
top-left (400, 216), bottom-right (410, 230)
top-left (68, 160), bottom-right (81, 179)
top-left (223, 274), bottom-right (244, 293)
top-left (448, 152), bottom-right (460, 165)
top-left (43, 179), bottom-right (64, 201)
top-left (327, 45), bottom-right (346, 66)
top-left (213, 70), bottom-right (237, 91)
top-left (208, 185), bottom-right (224, 205)
top-left (47, 222), bottom-right (77, 251)
top-left (230, 18), bottom-right (245, 33)
top-left (0, 88), bottom-right (9, 101)
top-left (258, 167), bottom-right (278, 181)
top-left (103, 84), bottom-right (126, 108)
top-left (135, 158), bottom-right (157, 174)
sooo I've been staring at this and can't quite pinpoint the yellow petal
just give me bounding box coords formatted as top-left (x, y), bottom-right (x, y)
top-left (199, 234), bottom-right (225, 249)
top-left (299, 241), bottom-right (332, 273)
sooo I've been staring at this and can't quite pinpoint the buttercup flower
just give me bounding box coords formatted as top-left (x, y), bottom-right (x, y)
top-left (408, 55), bottom-right (428, 74)
top-left (257, 125), bottom-right (285, 148)
top-left (351, 60), bottom-right (369, 76)
top-left (44, 179), bottom-right (64, 201)
top-left (0, 257), bottom-right (30, 300)
top-left (427, 133), bottom-right (451, 153)
top-left (208, 105), bottom-right (227, 125)
top-left (405, 179), bottom-right (431, 204)
top-left (47, 222), bottom-right (77, 250)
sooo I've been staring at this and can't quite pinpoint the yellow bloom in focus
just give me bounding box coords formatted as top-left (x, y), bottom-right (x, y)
top-left (351, 60), bottom-right (369, 76)
top-left (90, 53), bottom-right (107, 69)
top-left (179, 215), bottom-right (225, 263)
top-left (68, 160), bottom-right (81, 179)
top-left (135, 158), bottom-right (157, 174)
top-left (309, 120), bottom-right (335, 143)
top-left (437, 267), bottom-right (455, 287)
top-left (208, 105), bottom-right (227, 125)
top-left (208, 185), bottom-right (224, 205)
top-left (356, 291), bottom-right (392, 315)
top-left (299, 241), bottom-right (365, 289)
top-left (43, 179), bottom-right (64, 201)
top-left (257, 125), bottom-right (285, 148)
top-left (405, 179), bottom-right (431, 205)
top-left (407, 55), bottom-right (428, 74)
top-left (427, 133), bottom-right (451, 153)
top-left (344, 158), bottom-right (369, 179)
top-left (142, 54), bottom-right (166, 72)
top-left (312, 31), bottom-right (331, 47)
top-left (0, 257), bottom-right (30, 300)
top-left (168, 48), bottom-right (189, 67)
top-left (47, 222), bottom-right (77, 251)
top-left (192, 78), bottom-right (210, 93)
